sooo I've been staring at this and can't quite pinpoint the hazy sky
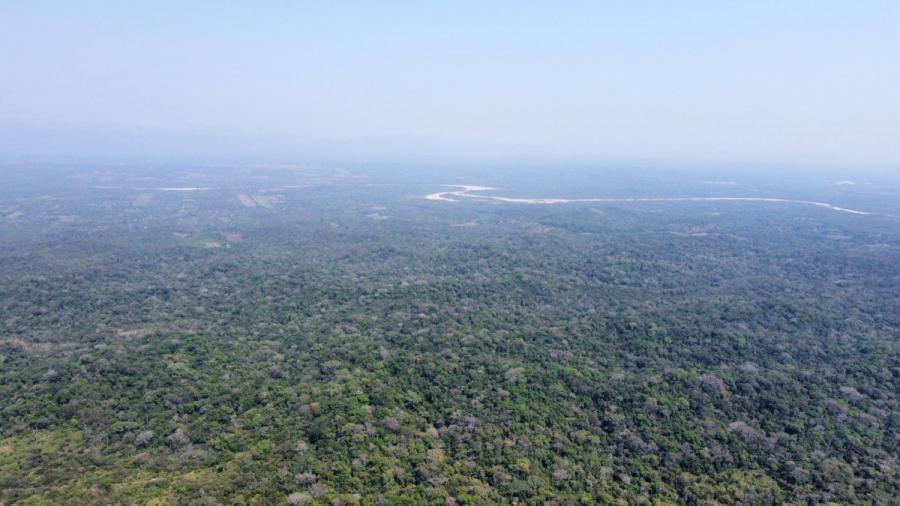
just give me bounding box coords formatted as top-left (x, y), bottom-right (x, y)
top-left (1, 1), bottom-right (899, 166)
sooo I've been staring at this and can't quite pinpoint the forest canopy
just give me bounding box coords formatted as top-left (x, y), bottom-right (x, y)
top-left (0, 165), bottom-right (897, 505)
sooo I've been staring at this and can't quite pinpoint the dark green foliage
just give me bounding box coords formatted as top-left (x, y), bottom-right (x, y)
top-left (0, 166), bottom-right (897, 504)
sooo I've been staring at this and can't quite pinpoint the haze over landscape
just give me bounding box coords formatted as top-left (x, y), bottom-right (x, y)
top-left (2, 1), bottom-right (899, 166)
top-left (1, 2), bottom-right (898, 505)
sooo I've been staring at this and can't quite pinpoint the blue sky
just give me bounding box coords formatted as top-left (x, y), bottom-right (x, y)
top-left (1, 1), bottom-right (898, 166)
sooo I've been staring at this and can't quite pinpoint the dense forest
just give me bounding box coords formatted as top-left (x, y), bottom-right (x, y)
top-left (1, 165), bottom-right (898, 504)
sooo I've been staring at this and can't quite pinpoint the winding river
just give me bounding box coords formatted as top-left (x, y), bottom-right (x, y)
top-left (424, 185), bottom-right (871, 215)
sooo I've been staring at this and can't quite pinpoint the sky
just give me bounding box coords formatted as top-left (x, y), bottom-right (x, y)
top-left (1, 1), bottom-right (899, 167)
